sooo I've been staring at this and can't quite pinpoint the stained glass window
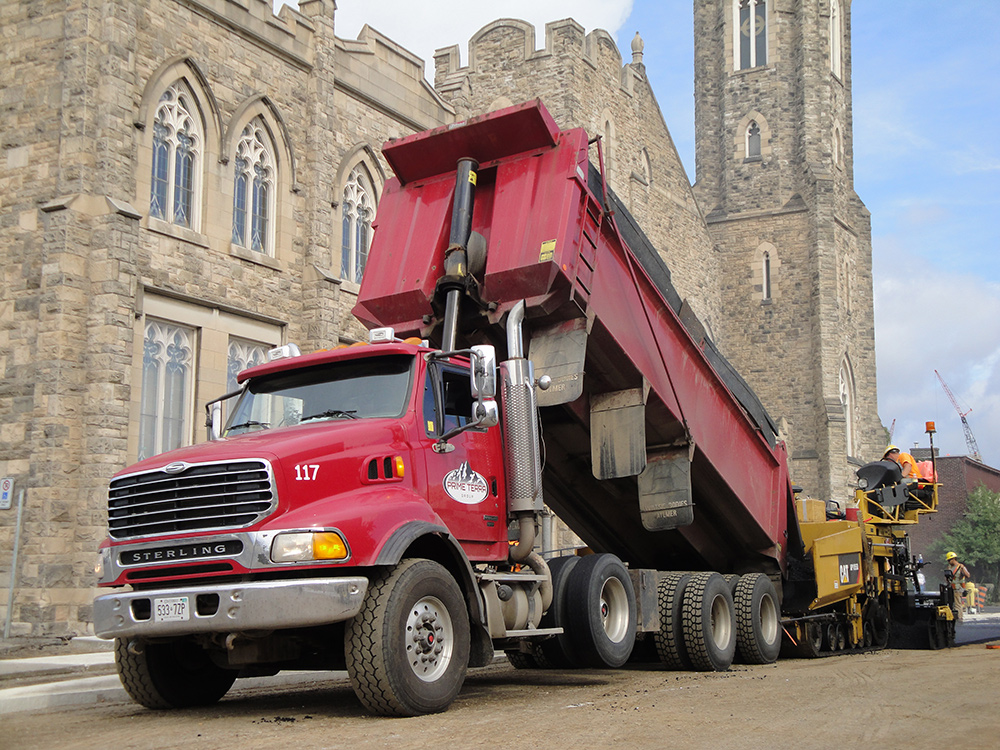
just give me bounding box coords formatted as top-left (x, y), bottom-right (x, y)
top-left (232, 121), bottom-right (275, 254)
top-left (139, 319), bottom-right (194, 460)
top-left (149, 84), bottom-right (201, 227)
top-left (341, 165), bottom-right (375, 283)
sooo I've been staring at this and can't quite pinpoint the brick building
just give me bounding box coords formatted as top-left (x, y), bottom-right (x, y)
top-left (906, 454), bottom-right (1000, 587)
top-left (1, 0), bottom-right (881, 634)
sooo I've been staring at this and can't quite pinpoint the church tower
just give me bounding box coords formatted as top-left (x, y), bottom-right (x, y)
top-left (693, 0), bottom-right (881, 502)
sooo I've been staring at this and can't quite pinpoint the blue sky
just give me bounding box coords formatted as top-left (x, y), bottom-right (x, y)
top-left (291, 0), bottom-right (1000, 468)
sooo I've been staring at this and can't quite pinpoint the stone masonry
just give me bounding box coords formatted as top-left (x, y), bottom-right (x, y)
top-left (1, 0), bottom-right (879, 634)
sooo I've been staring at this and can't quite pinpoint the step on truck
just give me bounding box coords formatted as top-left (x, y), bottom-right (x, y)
top-left (93, 100), bottom-right (953, 716)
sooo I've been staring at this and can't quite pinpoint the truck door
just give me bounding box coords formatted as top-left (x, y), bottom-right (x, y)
top-left (420, 362), bottom-right (507, 561)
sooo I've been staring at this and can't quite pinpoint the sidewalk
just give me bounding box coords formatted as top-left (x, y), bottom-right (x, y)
top-left (0, 636), bottom-right (120, 715)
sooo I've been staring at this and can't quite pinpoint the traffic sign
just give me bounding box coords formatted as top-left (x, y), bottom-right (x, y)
top-left (0, 477), bottom-right (13, 510)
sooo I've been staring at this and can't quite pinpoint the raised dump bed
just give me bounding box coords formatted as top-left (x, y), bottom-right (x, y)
top-left (355, 100), bottom-right (796, 578)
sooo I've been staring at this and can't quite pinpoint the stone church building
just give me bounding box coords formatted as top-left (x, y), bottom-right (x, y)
top-left (0, 0), bottom-right (879, 635)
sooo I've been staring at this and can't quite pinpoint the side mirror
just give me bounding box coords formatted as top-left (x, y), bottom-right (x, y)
top-left (209, 402), bottom-right (223, 440)
top-left (472, 398), bottom-right (499, 428)
top-left (470, 345), bottom-right (497, 399)
top-left (204, 387), bottom-right (244, 441)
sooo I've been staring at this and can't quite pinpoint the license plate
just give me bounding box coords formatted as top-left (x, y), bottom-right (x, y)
top-left (153, 596), bottom-right (190, 623)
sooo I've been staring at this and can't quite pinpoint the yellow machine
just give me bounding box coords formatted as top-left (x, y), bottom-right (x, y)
top-left (782, 423), bottom-right (955, 654)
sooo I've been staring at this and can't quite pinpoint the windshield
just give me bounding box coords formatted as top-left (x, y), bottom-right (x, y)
top-left (225, 354), bottom-right (414, 435)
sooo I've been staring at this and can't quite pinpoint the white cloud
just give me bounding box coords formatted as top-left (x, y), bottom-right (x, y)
top-left (279, 1), bottom-right (633, 75)
top-left (874, 241), bottom-right (1000, 467)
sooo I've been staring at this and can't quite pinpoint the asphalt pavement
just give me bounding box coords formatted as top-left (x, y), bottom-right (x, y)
top-left (3, 610), bottom-right (999, 715)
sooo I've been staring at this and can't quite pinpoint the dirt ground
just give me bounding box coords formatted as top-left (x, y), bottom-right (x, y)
top-left (6, 640), bottom-right (1000, 750)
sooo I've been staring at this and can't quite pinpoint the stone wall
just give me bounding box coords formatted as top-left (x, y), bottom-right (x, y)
top-left (0, 0), bottom-right (452, 635)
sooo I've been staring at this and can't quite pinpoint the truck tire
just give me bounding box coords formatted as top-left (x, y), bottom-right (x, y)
top-left (534, 555), bottom-right (582, 668)
top-left (345, 558), bottom-right (470, 716)
top-left (722, 573), bottom-right (741, 595)
top-left (114, 637), bottom-right (237, 709)
top-left (681, 572), bottom-right (736, 672)
top-left (565, 553), bottom-right (637, 668)
top-left (733, 573), bottom-right (781, 664)
top-left (653, 572), bottom-right (694, 670)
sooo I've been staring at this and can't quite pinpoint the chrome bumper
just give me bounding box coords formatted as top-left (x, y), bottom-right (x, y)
top-left (93, 577), bottom-right (368, 640)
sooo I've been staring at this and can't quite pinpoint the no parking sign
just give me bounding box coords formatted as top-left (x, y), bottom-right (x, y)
top-left (0, 477), bottom-right (12, 510)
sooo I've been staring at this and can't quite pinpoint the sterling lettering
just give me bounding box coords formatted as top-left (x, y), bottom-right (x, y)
top-left (120, 541), bottom-right (240, 565)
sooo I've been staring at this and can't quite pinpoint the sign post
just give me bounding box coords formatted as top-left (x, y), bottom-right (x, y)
top-left (3, 484), bottom-right (25, 639)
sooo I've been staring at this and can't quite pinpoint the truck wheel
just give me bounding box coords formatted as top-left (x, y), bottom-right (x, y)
top-left (565, 553), bottom-right (637, 668)
top-left (653, 572), bottom-right (694, 670)
top-left (534, 555), bottom-right (582, 668)
top-left (733, 573), bottom-right (781, 664)
top-left (114, 637), bottom-right (237, 709)
top-left (345, 558), bottom-right (470, 716)
top-left (681, 572), bottom-right (736, 671)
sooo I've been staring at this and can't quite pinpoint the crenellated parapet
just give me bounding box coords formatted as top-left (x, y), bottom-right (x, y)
top-left (336, 25), bottom-right (455, 131)
top-left (434, 18), bottom-right (646, 111)
top-left (173, 0), bottom-right (326, 67)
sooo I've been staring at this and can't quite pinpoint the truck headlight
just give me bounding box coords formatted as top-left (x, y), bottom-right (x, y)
top-left (95, 551), bottom-right (106, 579)
top-left (271, 531), bottom-right (349, 562)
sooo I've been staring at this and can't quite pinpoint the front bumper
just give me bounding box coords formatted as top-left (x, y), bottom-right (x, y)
top-left (93, 577), bottom-right (368, 640)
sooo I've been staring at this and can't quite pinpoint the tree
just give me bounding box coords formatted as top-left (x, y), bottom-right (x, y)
top-left (929, 485), bottom-right (1000, 602)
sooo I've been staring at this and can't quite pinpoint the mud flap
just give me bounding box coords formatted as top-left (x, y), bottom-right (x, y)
top-left (591, 386), bottom-right (647, 479)
top-left (637, 447), bottom-right (694, 530)
top-left (529, 318), bottom-right (588, 407)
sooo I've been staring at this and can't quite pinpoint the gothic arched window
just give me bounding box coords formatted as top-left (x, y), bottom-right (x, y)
top-left (139, 319), bottom-right (194, 461)
top-left (737, 0), bottom-right (767, 70)
top-left (232, 120), bottom-right (276, 254)
top-left (762, 250), bottom-right (772, 300)
top-left (839, 358), bottom-right (856, 457)
top-left (341, 165), bottom-right (376, 284)
top-left (747, 121), bottom-right (762, 158)
top-left (150, 83), bottom-right (201, 228)
top-left (830, 0), bottom-right (843, 77)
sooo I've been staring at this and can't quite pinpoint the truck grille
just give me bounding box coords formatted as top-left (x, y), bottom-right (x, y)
top-left (108, 460), bottom-right (277, 540)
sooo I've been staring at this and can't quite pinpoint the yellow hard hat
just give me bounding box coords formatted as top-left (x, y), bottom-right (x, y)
top-left (882, 445), bottom-right (900, 458)
top-left (945, 551), bottom-right (958, 561)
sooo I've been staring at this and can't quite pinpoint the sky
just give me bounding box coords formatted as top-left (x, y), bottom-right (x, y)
top-left (280, 1), bottom-right (1000, 469)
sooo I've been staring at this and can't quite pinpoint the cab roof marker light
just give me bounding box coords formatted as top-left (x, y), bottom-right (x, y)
top-left (369, 327), bottom-right (395, 343)
top-left (267, 343), bottom-right (302, 361)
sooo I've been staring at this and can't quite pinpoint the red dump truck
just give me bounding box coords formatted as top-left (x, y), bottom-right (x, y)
top-left (94, 101), bottom-right (952, 716)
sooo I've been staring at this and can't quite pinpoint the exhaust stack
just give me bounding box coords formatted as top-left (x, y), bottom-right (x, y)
top-left (501, 301), bottom-right (544, 561)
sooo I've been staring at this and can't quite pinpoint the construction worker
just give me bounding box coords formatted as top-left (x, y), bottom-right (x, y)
top-left (945, 551), bottom-right (973, 619)
top-left (882, 445), bottom-right (918, 479)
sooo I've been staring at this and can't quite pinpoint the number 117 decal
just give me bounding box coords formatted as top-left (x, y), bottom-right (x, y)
top-left (295, 464), bottom-right (320, 481)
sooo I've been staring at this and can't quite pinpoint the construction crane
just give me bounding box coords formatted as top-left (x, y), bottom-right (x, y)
top-left (935, 369), bottom-right (983, 462)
